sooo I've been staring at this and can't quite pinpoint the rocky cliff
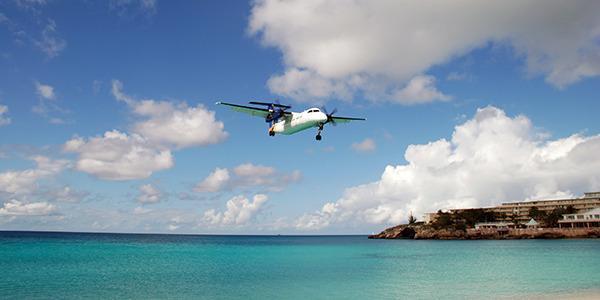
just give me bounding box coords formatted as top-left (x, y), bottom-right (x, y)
top-left (368, 225), bottom-right (600, 240)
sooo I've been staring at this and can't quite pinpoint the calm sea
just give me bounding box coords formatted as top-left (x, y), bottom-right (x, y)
top-left (0, 231), bottom-right (599, 299)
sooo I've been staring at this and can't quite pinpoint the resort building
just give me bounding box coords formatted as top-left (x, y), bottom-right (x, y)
top-left (424, 192), bottom-right (600, 224)
top-left (492, 192), bottom-right (600, 222)
top-left (474, 222), bottom-right (513, 230)
top-left (558, 208), bottom-right (600, 228)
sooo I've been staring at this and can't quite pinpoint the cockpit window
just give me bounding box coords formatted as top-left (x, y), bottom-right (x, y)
top-left (307, 109), bottom-right (320, 113)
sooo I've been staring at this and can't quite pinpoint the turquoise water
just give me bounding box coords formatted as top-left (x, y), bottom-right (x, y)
top-left (1, 232), bottom-right (599, 299)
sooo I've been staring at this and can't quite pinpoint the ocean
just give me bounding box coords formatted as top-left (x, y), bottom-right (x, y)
top-left (0, 231), bottom-right (599, 299)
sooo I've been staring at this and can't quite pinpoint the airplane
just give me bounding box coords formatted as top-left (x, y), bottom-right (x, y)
top-left (216, 101), bottom-right (366, 140)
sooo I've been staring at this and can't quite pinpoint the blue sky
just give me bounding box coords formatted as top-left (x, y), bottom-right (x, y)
top-left (1, 1), bottom-right (599, 234)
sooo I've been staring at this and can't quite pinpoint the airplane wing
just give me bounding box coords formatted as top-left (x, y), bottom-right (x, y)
top-left (216, 101), bottom-right (277, 118)
top-left (331, 116), bottom-right (366, 124)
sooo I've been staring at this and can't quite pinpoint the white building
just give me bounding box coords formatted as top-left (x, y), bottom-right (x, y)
top-left (558, 207), bottom-right (600, 228)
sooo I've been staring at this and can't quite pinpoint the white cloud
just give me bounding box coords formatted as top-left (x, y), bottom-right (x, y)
top-left (0, 200), bottom-right (55, 216)
top-left (48, 186), bottom-right (88, 203)
top-left (34, 19), bottom-right (66, 58)
top-left (232, 163), bottom-right (300, 191)
top-left (133, 206), bottom-right (152, 215)
top-left (195, 163), bottom-right (301, 193)
top-left (64, 130), bottom-right (173, 180)
top-left (249, 0), bottom-right (600, 103)
top-left (111, 80), bottom-right (228, 148)
top-left (233, 163), bottom-right (275, 177)
top-left (392, 75), bottom-right (451, 105)
top-left (195, 168), bottom-right (230, 192)
top-left (296, 106), bottom-right (600, 230)
top-left (66, 80), bottom-right (226, 180)
top-left (266, 68), bottom-right (353, 103)
top-left (351, 138), bottom-right (376, 153)
top-left (132, 100), bottom-right (227, 148)
top-left (32, 81), bottom-right (69, 124)
top-left (203, 194), bottom-right (268, 226)
top-left (35, 81), bottom-right (55, 100)
top-left (0, 156), bottom-right (69, 194)
top-left (0, 104), bottom-right (10, 126)
top-left (136, 183), bottom-right (162, 204)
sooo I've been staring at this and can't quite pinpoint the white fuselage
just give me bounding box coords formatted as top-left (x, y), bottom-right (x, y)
top-left (270, 108), bottom-right (327, 135)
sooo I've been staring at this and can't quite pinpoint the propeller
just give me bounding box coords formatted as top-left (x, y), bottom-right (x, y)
top-left (321, 106), bottom-right (338, 126)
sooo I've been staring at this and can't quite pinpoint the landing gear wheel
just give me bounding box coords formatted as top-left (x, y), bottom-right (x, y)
top-left (316, 134), bottom-right (322, 141)
top-left (269, 131), bottom-right (275, 136)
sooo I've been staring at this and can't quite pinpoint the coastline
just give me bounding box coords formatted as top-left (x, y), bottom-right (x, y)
top-left (369, 224), bottom-right (600, 240)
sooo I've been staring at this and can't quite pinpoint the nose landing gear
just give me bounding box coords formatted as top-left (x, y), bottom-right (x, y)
top-left (316, 123), bottom-right (324, 141)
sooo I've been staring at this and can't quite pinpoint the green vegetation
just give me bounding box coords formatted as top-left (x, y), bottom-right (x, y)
top-left (528, 205), bottom-right (577, 227)
top-left (408, 213), bottom-right (417, 225)
top-left (431, 209), bottom-right (500, 230)
top-left (528, 206), bottom-right (545, 219)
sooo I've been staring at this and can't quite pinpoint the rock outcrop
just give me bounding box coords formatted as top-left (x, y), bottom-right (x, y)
top-left (368, 225), bottom-right (600, 240)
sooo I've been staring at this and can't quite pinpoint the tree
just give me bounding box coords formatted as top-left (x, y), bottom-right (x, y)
top-left (432, 210), bottom-right (453, 229)
top-left (510, 212), bottom-right (521, 227)
top-left (408, 213), bottom-right (417, 225)
top-left (565, 205), bottom-right (577, 214)
top-left (528, 206), bottom-right (546, 220)
top-left (544, 207), bottom-right (567, 228)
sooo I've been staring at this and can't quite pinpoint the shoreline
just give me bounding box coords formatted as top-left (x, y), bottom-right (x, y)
top-left (369, 224), bottom-right (600, 240)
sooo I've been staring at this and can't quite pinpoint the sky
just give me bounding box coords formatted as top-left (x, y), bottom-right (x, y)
top-left (1, 0), bottom-right (599, 234)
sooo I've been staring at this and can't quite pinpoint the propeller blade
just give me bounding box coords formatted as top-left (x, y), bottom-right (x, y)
top-left (321, 106), bottom-right (339, 126)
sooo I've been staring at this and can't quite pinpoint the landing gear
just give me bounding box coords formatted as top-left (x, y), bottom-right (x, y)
top-left (316, 123), bottom-right (324, 141)
top-left (269, 131), bottom-right (275, 136)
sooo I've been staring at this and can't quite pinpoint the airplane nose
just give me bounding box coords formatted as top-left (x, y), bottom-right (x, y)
top-left (319, 112), bottom-right (328, 122)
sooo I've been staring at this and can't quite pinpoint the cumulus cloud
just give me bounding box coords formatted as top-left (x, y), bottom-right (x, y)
top-left (66, 80), bottom-right (226, 180)
top-left (136, 183), bottom-right (162, 204)
top-left (64, 130), bottom-right (173, 180)
top-left (0, 200), bottom-right (55, 216)
top-left (296, 106), bottom-right (600, 230)
top-left (47, 186), bottom-right (89, 203)
top-left (195, 168), bottom-right (230, 193)
top-left (111, 80), bottom-right (228, 148)
top-left (35, 81), bottom-right (55, 100)
top-left (249, 0), bottom-right (600, 103)
top-left (195, 163), bottom-right (301, 193)
top-left (351, 138), bottom-right (376, 153)
top-left (203, 194), bottom-right (268, 226)
top-left (0, 156), bottom-right (69, 194)
top-left (392, 75), bottom-right (451, 105)
top-left (233, 163), bottom-right (275, 177)
top-left (0, 104), bottom-right (10, 126)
